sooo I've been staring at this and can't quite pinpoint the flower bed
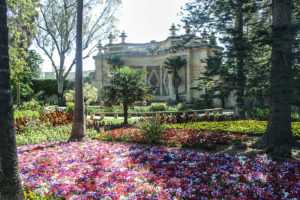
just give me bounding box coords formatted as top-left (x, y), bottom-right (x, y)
top-left (164, 120), bottom-right (300, 137)
top-left (99, 128), bottom-right (247, 150)
top-left (19, 142), bottom-right (299, 199)
top-left (161, 129), bottom-right (245, 150)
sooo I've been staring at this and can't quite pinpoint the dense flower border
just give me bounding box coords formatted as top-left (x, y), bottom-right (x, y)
top-left (18, 142), bottom-right (299, 199)
top-left (98, 128), bottom-right (247, 150)
top-left (164, 121), bottom-right (300, 137)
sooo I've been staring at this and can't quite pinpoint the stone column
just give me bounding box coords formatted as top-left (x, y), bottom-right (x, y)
top-left (186, 53), bottom-right (191, 102)
top-left (143, 65), bottom-right (147, 83)
top-left (159, 65), bottom-right (163, 95)
top-left (168, 73), bottom-right (175, 101)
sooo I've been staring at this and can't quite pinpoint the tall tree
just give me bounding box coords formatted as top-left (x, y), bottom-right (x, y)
top-left (0, 0), bottom-right (25, 199)
top-left (11, 50), bottom-right (43, 103)
top-left (7, 0), bottom-right (40, 107)
top-left (69, 0), bottom-right (87, 142)
top-left (35, 0), bottom-right (120, 102)
top-left (102, 67), bottom-right (151, 124)
top-left (164, 56), bottom-right (186, 104)
top-left (183, 0), bottom-right (257, 115)
top-left (254, 0), bottom-right (295, 157)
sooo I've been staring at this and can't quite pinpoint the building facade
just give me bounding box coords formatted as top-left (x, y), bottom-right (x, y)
top-left (92, 25), bottom-right (235, 107)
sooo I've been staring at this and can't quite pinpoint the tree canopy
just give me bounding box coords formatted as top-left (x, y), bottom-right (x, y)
top-left (101, 67), bottom-right (151, 124)
top-left (35, 0), bottom-right (121, 101)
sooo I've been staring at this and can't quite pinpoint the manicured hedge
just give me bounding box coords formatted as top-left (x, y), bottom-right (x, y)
top-left (32, 79), bottom-right (75, 96)
top-left (164, 120), bottom-right (300, 137)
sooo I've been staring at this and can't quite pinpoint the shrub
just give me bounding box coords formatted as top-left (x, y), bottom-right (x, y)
top-left (138, 119), bottom-right (166, 144)
top-left (149, 103), bottom-right (167, 111)
top-left (31, 79), bottom-right (74, 100)
top-left (65, 102), bottom-right (75, 113)
top-left (39, 111), bottom-right (73, 126)
top-left (20, 99), bottom-right (42, 112)
top-left (246, 107), bottom-right (269, 119)
top-left (164, 121), bottom-right (300, 137)
top-left (246, 107), bottom-right (300, 122)
top-left (176, 102), bottom-right (190, 111)
top-left (291, 112), bottom-right (300, 121)
top-left (14, 110), bottom-right (39, 120)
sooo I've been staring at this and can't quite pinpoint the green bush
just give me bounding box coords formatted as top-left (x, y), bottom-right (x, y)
top-left (31, 79), bottom-right (74, 100)
top-left (291, 112), bottom-right (300, 121)
top-left (247, 107), bottom-right (300, 121)
top-left (14, 110), bottom-right (39, 120)
top-left (66, 102), bottom-right (75, 113)
top-left (138, 119), bottom-right (166, 144)
top-left (164, 120), bottom-right (300, 137)
top-left (246, 107), bottom-right (269, 119)
top-left (16, 122), bottom-right (98, 146)
top-left (20, 99), bottom-right (42, 112)
top-left (176, 102), bottom-right (186, 111)
top-left (149, 103), bottom-right (168, 111)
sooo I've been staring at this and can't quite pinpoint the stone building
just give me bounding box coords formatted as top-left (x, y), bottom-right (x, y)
top-left (92, 24), bottom-right (235, 107)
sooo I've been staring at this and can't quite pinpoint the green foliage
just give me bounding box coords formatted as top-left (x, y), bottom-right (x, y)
top-left (66, 102), bottom-right (75, 113)
top-left (164, 56), bottom-right (186, 102)
top-left (19, 99), bottom-right (42, 112)
top-left (246, 107), bottom-right (300, 121)
top-left (14, 110), bottom-right (39, 120)
top-left (101, 66), bottom-right (151, 124)
top-left (138, 119), bottom-right (166, 144)
top-left (31, 79), bottom-right (74, 100)
top-left (176, 102), bottom-right (189, 111)
top-left (291, 112), bottom-right (300, 122)
top-left (107, 56), bottom-right (124, 69)
top-left (102, 118), bottom-right (138, 124)
top-left (165, 121), bottom-right (300, 137)
top-left (7, 0), bottom-right (40, 79)
top-left (64, 83), bottom-right (98, 106)
top-left (246, 107), bottom-right (269, 119)
top-left (35, 0), bottom-right (120, 101)
top-left (10, 50), bottom-right (43, 103)
top-left (149, 103), bottom-right (168, 111)
top-left (16, 123), bottom-right (72, 146)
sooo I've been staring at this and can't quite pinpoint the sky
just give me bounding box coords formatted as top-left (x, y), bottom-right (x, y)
top-left (41, 0), bottom-right (189, 72)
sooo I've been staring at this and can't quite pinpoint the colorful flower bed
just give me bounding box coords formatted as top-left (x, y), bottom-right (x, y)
top-left (99, 128), bottom-right (247, 150)
top-left (161, 129), bottom-right (246, 150)
top-left (18, 142), bottom-right (299, 199)
top-left (164, 120), bottom-right (300, 137)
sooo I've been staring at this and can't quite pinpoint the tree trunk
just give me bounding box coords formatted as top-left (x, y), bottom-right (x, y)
top-left (174, 71), bottom-right (180, 103)
top-left (69, 0), bottom-right (88, 142)
top-left (253, 0), bottom-right (295, 157)
top-left (235, 0), bottom-right (246, 117)
top-left (0, 1), bottom-right (25, 199)
top-left (57, 76), bottom-right (64, 103)
top-left (123, 103), bottom-right (128, 125)
top-left (17, 73), bottom-right (21, 108)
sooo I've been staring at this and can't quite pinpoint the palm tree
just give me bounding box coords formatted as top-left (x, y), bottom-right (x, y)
top-left (0, 1), bottom-right (25, 199)
top-left (164, 56), bottom-right (187, 103)
top-left (102, 67), bottom-right (151, 124)
top-left (69, 0), bottom-right (88, 142)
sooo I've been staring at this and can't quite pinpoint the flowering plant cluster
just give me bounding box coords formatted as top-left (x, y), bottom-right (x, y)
top-left (161, 129), bottom-right (242, 150)
top-left (99, 128), bottom-right (247, 150)
top-left (18, 142), bottom-right (299, 199)
top-left (164, 120), bottom-right (300, 137)
top-left (99, 128), bottom-right (146, 143)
